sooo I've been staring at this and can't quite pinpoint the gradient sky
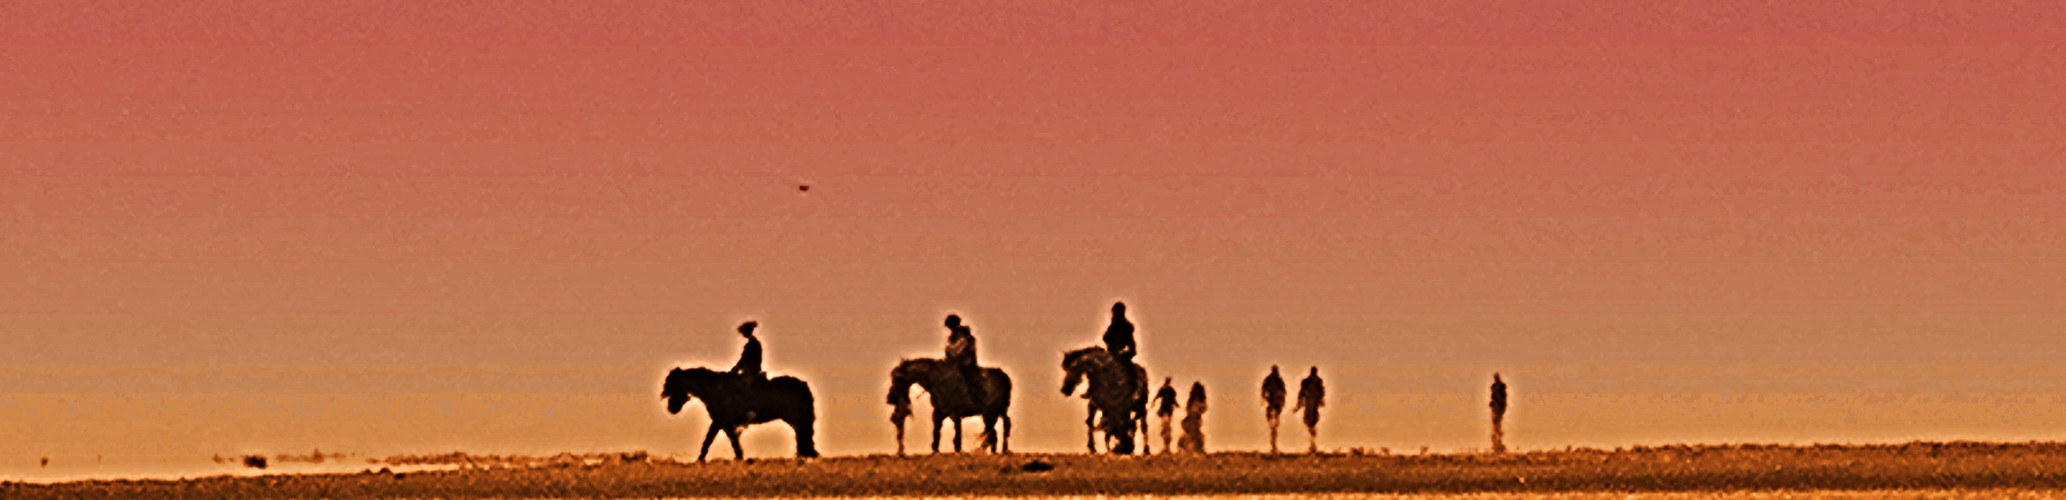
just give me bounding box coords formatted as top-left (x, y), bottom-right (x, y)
top-left (6, 0), bottom-right (2066, 473)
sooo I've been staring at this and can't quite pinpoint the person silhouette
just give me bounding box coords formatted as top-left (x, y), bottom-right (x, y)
top-left (1292, 366), bottom-right (1325, 453)
top-left (729, 321), bottom-right (765, 388)
top-left (1261, 365), bottom-right (1288, 454)
top-left (1102, 302), bottom-right (1136, 363)
top-left (943, 314), bottom-right (986, 404)
top-left (1490, 373), bottom-right (1509, 453)
top-left (1101, 301), bottom-right (1138, 396)
top-left (1179, 381), bottom-right (1208, 453)
top-left (1153, 377), bottom-right (1179, 453)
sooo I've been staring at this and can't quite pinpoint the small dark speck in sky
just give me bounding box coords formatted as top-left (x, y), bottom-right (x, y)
top-left (798, 184), bottom-right (811, 193)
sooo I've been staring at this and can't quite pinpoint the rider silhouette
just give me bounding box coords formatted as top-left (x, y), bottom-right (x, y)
top-left (730, 321), bottom-right (765, 388)
top-left (1102, 302), bottom-right (1138, 392)
top-left (1102, 302), bottom-right (1136, 362)
top-left (943, 314), bottom-right (986, 404)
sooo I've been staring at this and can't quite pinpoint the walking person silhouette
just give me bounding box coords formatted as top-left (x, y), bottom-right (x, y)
top-left (1292, 366), bottom-right (1325, 454)
top-left (1153, 377), bottom-right (1179, 453)
top-left (1261, 365), bottom-right (1288, 454)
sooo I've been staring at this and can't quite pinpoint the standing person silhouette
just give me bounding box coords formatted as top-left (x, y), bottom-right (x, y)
top-left (1292, 366), bottom-right (1325, 454)
top-left (729, 321), bottom-right (765, 389)
top-left (943, 314), bottom-right (986, 404)
top-left (1152, 377), bottom-right (1179, 453)
top-left (1179, 381), bottom-right (1208, 453)
top-left (1261, 365), bottom-right (1288, 454)
top-left (1490, 373), bottom-right (1509, 453)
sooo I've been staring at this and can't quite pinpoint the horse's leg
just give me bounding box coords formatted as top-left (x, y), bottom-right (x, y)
top-left (1140, 411), bottom-right (1156, 452)
top-left (1084, 403), bottom-right (1098, 453)
top-left (1123, 413), bottom-right (1140, 452)
top-left (953, 416), bottom-right (964, 453)
top-left (724, 426), bottom-right (745, 461)
top-left (894, 418), bottom-right (907, 457)
top-left (930, 414), bottom-right (943, 454)
top-left (698, 424), bottom-right (722, 463)
top-left (1142, 412), bottom-right (1152, 453)
top-left (1001, 415), bottom-right (1012, 454)
top-left (980, 415), bottom-right (996, 453)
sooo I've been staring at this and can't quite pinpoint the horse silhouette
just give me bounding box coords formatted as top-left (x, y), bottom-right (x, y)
top-left (1061, 346), bottom-right (1149, 454)
top-left (661, 366), bottom-right (820, 461)
top-left (887, 357), bottom-right (1013, 455)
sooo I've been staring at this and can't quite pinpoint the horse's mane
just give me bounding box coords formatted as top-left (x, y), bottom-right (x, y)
top-left (1063, 346), bottom-right (1115, 371)
top-left (894, 357), bottom-right (942, 371)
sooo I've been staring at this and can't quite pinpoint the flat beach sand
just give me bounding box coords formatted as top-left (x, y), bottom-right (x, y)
top-left (9, 442), bottom-right (2066, 499)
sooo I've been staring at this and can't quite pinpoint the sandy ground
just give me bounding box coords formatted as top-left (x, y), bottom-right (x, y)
top-left (8, 442), bottom-right (2066, 499)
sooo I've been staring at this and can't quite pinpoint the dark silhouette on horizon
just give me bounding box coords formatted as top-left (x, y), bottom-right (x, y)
top-left (1101, 301), bottom-right (1139, 406)
top-left (729, 321), bottom-right (764, 381)
top-left (1293, 366), bottom-right (1325, 453)
top-left (1491, 372), bottom-right (1509, 454)
top-left (1061, 346), bottom-right (1149, 454)
top-left (1152, 376), bottom-right (1179, 453)
top-left (662, 366), bottom-right (819, 461)
top-left (1178, 381), bottom-right (1208, 453)
top-left (1262, 365), bottom-right (1288, 454)
top-left (887, 357), bottom-right (1013, 455)
top-left (1103, 302), bottom-right (1137, 364)
top-left (943, 314), bottom-right (988, 407)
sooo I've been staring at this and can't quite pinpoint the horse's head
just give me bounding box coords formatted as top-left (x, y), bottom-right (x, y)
top-left (661, 368), bottom-right (691, 414)
top-left (661, 367), bottom-right (721, 415)
top-left (887, 358), bottom-right (930, 418)
top-left (1060, 347), bottom-right (1104, 396)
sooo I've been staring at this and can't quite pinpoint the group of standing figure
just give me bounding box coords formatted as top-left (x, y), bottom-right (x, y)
top-left (660, 300), bottom-right (1513, 462)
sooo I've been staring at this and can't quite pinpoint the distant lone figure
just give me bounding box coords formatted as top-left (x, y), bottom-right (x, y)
top-left (1292, 366), bottom-right (1325, 453)
top-left (944, 314), bottom-right (986, 404)
top-left (1490, 373), bottom-right (1508, 453)
top-left (730, 321), bottom-right (764, 382)
top-left (1178, 381), bottom-right (1208, 453)
top-left (1153, 377), bottom-right (1179, 453)
top-left (1261, 365), bottom-right (1288, 454)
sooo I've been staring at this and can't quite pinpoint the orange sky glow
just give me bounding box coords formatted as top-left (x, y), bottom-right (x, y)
top-left (5, 0), bottom-right (2066, 477)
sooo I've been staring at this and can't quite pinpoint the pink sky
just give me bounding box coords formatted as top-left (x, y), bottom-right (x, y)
top-left (5, 0), bottom-right (2066, 475)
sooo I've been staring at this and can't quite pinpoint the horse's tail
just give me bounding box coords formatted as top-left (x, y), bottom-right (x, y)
top-left (988, 368), bottom-right (1013, 415)
top-left (794, 415), bottom-right (819, 458)
top-left (992, 370), bottom-right (1013, 454)
top-left (772, 376), bottom-right (820, 458)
